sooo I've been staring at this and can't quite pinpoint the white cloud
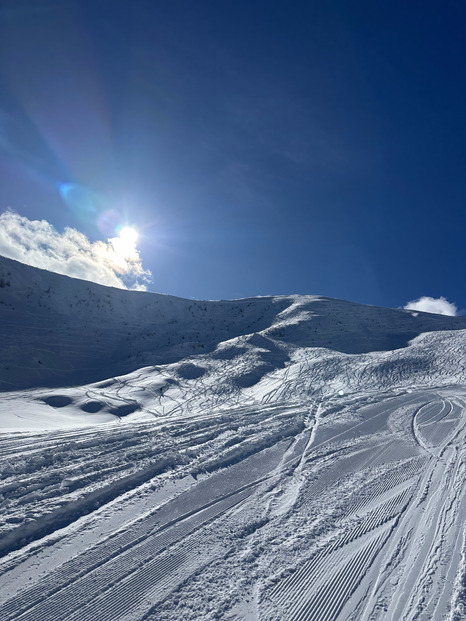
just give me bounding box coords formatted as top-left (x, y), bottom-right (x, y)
top-left (0, 211), bottom-right (152, 290)
top-left (404, 296), bottom-right (457, 316)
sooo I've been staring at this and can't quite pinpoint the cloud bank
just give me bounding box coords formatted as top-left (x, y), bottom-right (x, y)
top-left (404, 296), bottom-right (457, 316)
top-left (0, 211), bottom-right (152, 290)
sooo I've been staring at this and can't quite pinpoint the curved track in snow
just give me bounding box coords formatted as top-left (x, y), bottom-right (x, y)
top-left (0, 385), bottom-right (465, 620)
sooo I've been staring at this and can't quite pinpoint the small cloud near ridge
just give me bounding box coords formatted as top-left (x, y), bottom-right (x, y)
top-left (404, 296), bottom-right (457, 316)
top-left (0, 210), bottom-right (152, 290)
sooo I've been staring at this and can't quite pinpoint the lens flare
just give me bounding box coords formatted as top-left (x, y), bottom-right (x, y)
top-left (98, 209), bottom-right (123, 237)
top-left (59, 183), bottom-right (100, 223)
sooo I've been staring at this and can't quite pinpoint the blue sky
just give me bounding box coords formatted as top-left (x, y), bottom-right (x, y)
top-left (0, 0), bottom-right (465, 311)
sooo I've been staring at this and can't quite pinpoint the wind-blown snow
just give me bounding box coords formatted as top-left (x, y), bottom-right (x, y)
top-left (0, 255), bottom-right (465, 620)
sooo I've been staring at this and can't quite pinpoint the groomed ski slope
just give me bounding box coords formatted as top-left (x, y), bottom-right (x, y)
top-left (0, 256), bottom-right (465, 620)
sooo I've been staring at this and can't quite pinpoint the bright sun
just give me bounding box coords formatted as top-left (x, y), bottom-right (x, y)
top-left (119, 226), bottom-right (139, 246)
top-left (110, 226), bottom-right (139, 261)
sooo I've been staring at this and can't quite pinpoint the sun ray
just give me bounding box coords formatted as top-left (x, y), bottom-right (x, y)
top-left (108, 226), bottom-right (139, 262)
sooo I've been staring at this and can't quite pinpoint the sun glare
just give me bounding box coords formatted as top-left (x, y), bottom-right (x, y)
top-left (109, 226), bottom-right (140, 262)
top-left (119, 226), bottom-right (139, 246)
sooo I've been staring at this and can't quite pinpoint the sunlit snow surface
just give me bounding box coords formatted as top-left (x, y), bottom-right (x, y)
top-left (0, 256), bottom-right (466, 620)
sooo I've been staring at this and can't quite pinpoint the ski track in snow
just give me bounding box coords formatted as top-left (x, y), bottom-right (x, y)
top-left (1, 387), bottom-right (465, 621)
top-left (1, 256), bottom-right (466, 620)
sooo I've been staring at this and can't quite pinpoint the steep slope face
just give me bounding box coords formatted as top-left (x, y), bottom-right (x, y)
top-left (1, 254), bottom-right (465, 391)
top-left (0, 256), bottom-right (289, 389)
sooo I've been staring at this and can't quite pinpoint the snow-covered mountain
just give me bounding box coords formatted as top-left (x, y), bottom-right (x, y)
top-left (1, 255), bottom-right (465, 620)
top-left (1, 254), bottom-right (465, 392)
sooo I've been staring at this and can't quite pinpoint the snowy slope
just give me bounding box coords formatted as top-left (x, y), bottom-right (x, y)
top-left (1, 254), bottom-right (465, 392)
top-left (0, 255), bottom-right (465, 620)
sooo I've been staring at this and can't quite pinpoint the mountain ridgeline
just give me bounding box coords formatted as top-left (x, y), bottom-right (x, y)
top-left (0, 254), bottom-right (465, 391)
